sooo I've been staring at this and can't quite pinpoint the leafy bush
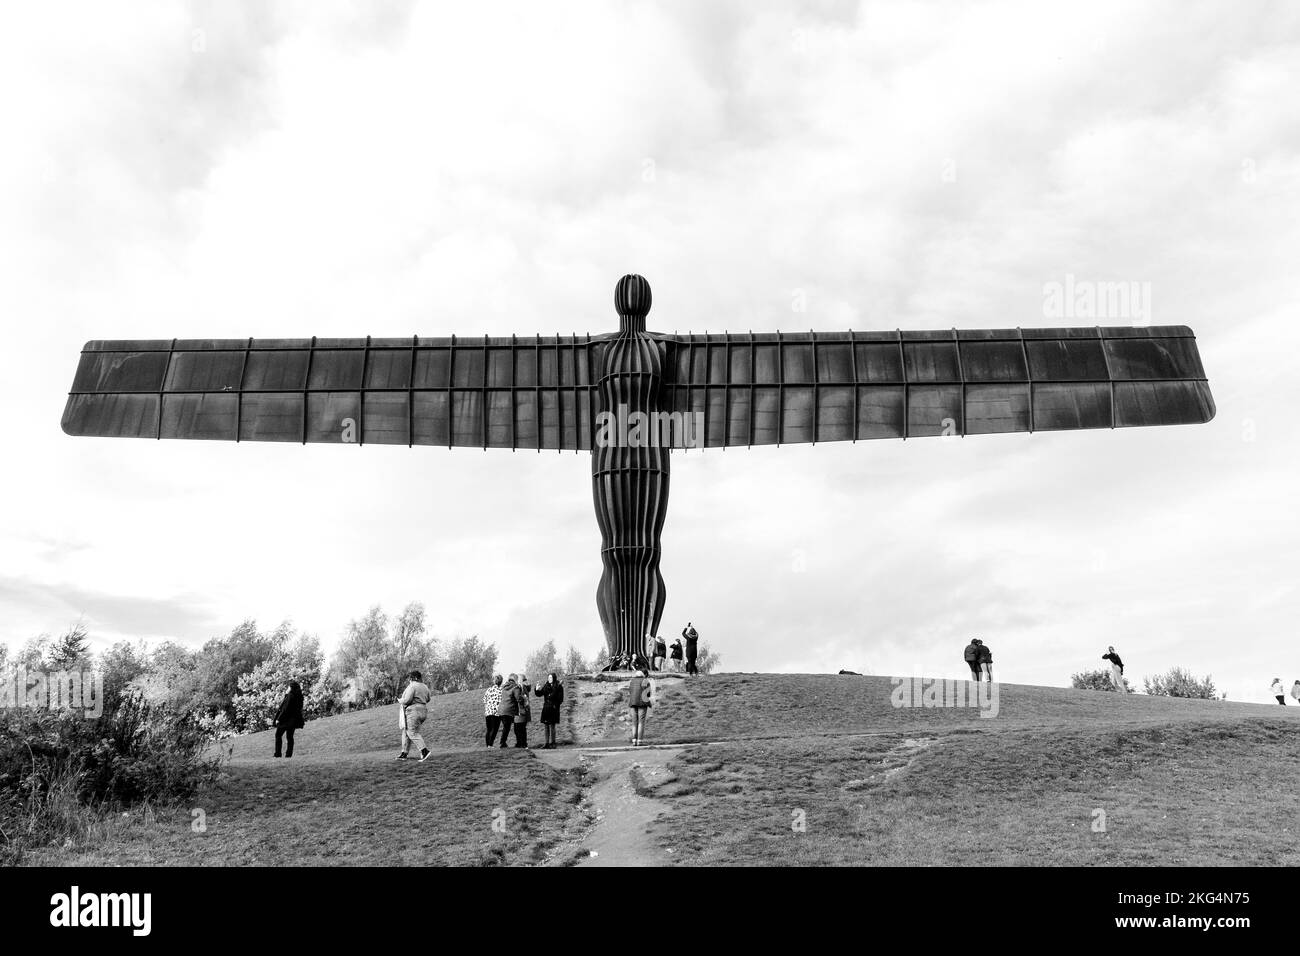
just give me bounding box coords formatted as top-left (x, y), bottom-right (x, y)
top-left (1071, 668), bottom-right (1133, 693)
top-left (0, 692), bottom-right (221, 862)
top-left (1143, 667), bottom-right (1221, 699)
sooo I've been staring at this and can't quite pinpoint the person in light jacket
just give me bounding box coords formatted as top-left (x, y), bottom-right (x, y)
top-left (273, 680), bottom-right (305, 758)
top-left (628, 667), bottom-right (653, 746)
top-left (1270, 678), bottom-right (1286, 705)
top-left (396, 670), bottom-right (433, 762)
top-left (534, 672), bottom-right (565, 749)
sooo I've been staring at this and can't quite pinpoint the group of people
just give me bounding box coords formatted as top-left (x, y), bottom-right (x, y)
top-left (959, 641), bottom-right (1130, 693)
top-left (962, 639), bottom-right (994, 682)
top-left (480, 672), bottom-right (566, 750)
top-left (1269, 678), bottom-right (1300, 706)
top-left (647, 623), bottom-right (700, 674)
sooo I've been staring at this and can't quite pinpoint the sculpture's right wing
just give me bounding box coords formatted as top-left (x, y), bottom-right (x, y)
top-left (61, 335), bottom-right (603, 450)
top-left (663, 326), bottom-right (1214, 447)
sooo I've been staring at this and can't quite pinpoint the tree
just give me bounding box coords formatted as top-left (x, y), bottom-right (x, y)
top-left (48, 621), bottom-right (93, 670)
top-left (563, 644), bottom-right (589, 676)
top-left (331, 606), bottom-right (398, 702)
top-left (1143, 667), bottom-right (1220, 699)
top-left (98, 640), bottom-right (150, 712)
top-left (1071, 668), bottom-right (1133, 693)
top-left (232, 634), bottom-right (329, 732)
top-left (694, 641), bottom-right (721, 674)
top-left (15, 634), bottom-right (53, 670)
top-left (390, 601), bottom-right (438, 689)
top-left (191, 620), bottom-right (285, 719)
top-left (436, 636), bottom-right (498, 692)
top-left (524, 639), bottom-right (563, 682)
top-left (131, 641), bottom-right (201, 712)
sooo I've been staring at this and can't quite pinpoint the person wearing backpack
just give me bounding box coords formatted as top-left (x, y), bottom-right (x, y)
top-left (962, 640), bottom-right (981, 680)
top-left (628, 667), bottom-right (654, 746)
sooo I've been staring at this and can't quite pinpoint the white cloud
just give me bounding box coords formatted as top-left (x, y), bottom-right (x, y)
top-left (2, 0), bottom-right (1298, 705)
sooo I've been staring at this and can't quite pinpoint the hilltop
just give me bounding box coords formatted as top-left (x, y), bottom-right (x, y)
top-left (28, 673), bottom-right (1300, 867)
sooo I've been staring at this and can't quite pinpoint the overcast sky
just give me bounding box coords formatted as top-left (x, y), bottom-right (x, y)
top-left (2, 0), bottom-right (1297, 702)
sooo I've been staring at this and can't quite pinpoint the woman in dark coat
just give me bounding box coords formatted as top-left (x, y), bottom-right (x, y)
top-left (273, 680), bottom-right (305, 758)
top-left (534, 672), bottom-right (565, 749)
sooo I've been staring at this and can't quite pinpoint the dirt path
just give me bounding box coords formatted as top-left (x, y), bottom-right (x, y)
top-left (537, 744), bottom-right (685, 867)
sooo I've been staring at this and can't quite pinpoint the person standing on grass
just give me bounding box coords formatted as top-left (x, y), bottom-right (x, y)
top-left (396, 670), bottom-right (433, 762)
top-left (1292, 680), bottom-right (1300, 706)
top-left (496, 674), bottom-right (520, 749)
top-left (273, 680), bottom-right (305, 758)
top-left (1102, 646), bottom-right (1126, 694)
top-left (535, 672), bottom-right (564, 749)
top-left (514, 675), bottom-right (533, 749)
top-left (669, 637), bottom-right (684, 673)
top-left (1270, 678), bottom-right (1287, 705)
top-left (963, 640), bottom-right (981, 680)
top-left (977, 640), bottom-right (993, 682)
top-left (628, 667), bottom-right (653, 746)
top-left (652, 635), bottom-right (667, 672)
top-left (483, 674), bottom-right (504, 746)
top-left (682, 622), bottom-right (700, 676)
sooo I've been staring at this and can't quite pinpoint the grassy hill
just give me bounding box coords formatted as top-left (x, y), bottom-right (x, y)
top-left (25, 673), bottom-right (1300, 866)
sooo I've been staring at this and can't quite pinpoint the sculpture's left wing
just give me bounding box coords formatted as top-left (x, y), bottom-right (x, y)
top-left (662, 326), bottom-right (1214, 447)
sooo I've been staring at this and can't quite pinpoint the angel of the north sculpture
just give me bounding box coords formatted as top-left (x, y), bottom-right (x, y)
top-left (62, 274), bottom-right (1214, 665)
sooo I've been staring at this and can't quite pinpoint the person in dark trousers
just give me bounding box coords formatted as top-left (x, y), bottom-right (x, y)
top-left (628, 667), bottom-right (653, 745)
top-left (514, 675), bottom-right (532, 748)
top-left (963, 640), bottom-right (981, 680)
top-left (1270, 678), bottom-right (1286, 705)
top-left (273, 680), bottom-right (304, 757)
top-left (651, 635), bottom-right (667, 672)
top-left (1102, 646), bottom-right (1126, 693)
top-left (668, 638), bottom-right (683, 672)
top-left (977, 640), bottom-right (993, 682)
top-left (535, 672), bottom-right (564, 748)
top-left (496, 674), bottom-right (520, 749)
top-left (483, 674), bottom-right (503, 746)
top-left (682, 623), bottom-right (699, 675)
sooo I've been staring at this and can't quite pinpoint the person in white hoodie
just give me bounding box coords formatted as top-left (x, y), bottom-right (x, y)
top-left (1271, 678), bottom-right (1287, 705)
top-left (396, 670), bottom-right (433, 762)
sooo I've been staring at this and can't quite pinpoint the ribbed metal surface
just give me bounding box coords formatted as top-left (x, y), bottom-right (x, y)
top-left (591, 279), bottom-right (669, 661)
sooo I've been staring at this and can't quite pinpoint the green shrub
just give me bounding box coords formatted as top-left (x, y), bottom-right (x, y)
top-left (1143, 667), bottom-right (1220, 699)
top-left (1071, 668), bottom-right (1133, 693)
top-left (0, 692), bottom-right (221, 861)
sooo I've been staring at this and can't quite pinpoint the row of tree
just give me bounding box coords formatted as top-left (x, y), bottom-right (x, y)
top-left (1, 607), bottom-right (721, 737)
